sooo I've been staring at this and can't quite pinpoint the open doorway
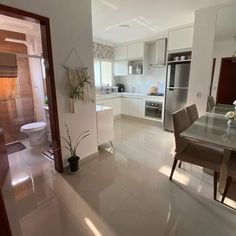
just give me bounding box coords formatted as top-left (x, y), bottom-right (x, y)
top-left (217, 57), bottom-right (236, 104)
top-left (0, 4), bottom-right (63, 173)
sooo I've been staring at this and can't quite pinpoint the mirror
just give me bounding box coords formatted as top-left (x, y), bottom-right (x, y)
top-left (210, 5), bottom-right (236, 106)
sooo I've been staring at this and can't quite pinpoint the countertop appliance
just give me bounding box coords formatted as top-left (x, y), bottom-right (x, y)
top-left (117, 83), bottom-right (125, 92)
top-left (145, 101), bottom-right (162, 119)
top-left (164, 61), bottom-right (190, 131)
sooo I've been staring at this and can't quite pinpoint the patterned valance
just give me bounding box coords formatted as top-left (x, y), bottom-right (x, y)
top-left (0, 53), bottom-right (18, 78)
top-left (93, 42), bottom-right (113, 60)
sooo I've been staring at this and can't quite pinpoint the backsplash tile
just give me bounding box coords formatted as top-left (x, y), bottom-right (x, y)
top-left (114, 67), bottom-right (166, 94)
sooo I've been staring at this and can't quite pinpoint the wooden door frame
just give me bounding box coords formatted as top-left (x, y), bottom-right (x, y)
top-left (0, 129), bottom-right (11, 236)
top-left (209, 58), bottom-right (216, 96)
top-left (216, 57), bottom-right (235, 104)
top-left (0, 4), bottom-right (63, 172)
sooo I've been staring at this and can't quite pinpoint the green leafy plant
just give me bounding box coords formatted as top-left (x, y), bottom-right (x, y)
top-left (44, 97), bottom-right (48, 105)
top-left (61, 123), bottom-right (90, 159)
top-left (67, 67), bottom-right (94, 103)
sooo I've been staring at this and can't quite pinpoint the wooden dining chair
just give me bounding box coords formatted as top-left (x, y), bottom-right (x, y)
top-left (221, 153), bottom-right (236, 203)
top-left (178, 104), bottom-right (199, 169)
top-left (207, 96), bottom-right (215, 111)
top-left (186, 104), bottom-right (199, 124)
top-left (170, 108), bottom-right (224, 200)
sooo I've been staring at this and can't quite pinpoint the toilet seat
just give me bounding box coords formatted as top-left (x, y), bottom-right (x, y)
top-left (21, 122), bottom-right (46, 133)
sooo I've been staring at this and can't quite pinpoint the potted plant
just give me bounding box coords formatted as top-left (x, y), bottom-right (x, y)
top-left (67, 67), bottom-right (94, 113)
top-left (62, 123), bottom-right (90, 173)
top-left (225, 111), bottom-right (236, 128)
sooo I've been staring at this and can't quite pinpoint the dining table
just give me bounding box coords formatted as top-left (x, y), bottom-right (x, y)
top-left (208, 104), bottom-right (235, 115)
top-left (180, 112), bottom-right (236, 193)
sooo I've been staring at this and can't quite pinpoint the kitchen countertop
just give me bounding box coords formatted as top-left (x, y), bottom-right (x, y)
top-left (96, 104), bottom-right (113, 112)
top-left (96, 93), bottom-right (164, 101)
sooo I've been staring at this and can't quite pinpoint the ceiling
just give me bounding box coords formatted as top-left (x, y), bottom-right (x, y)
top-left (92, 0), bottom-right (230, 44)
top-left (215, 5), bottom-right (236, 41)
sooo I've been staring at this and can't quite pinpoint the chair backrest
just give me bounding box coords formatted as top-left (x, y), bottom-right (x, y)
top-left (172, 108), bottom-right (191, 154)
top-left (207, 96), bottom-right (215, 111)
top-left (186, 104), bottom-right (199, 124)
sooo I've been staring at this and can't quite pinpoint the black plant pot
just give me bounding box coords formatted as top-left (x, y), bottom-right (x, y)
top-left (68, 156), bottom-right (80, 173)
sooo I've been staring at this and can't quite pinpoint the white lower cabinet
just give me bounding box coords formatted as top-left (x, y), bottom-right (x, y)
top-left (112, 98), bottom-right (121, 116)
top-left (121, 97), bottom-right (144, 117)
top-left (96, 97), bottom-right (121, 117)
top-left (137, 98), bottom-right (144, 117)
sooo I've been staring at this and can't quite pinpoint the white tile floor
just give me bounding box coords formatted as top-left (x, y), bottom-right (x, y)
top-left (2, 118), bottom-right (236, 236)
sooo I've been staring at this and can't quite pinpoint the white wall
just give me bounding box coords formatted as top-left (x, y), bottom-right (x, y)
top-left (1, 0), bottom-right (98, 166)
top-left (211, 39), bottom-right (235, 99)
top-left (188, 1), bottom-right (236, 114)
top-left (187, 6), bottom-right (217, 115)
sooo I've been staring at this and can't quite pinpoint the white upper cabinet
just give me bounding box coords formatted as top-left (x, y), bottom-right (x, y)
top-left (127, 42), bottom-right (144, 59)
top-left (114, 61), bottom-right (128, 76)
top-left (114, 42), bottom-right (144, 60)
top-left (114, 45), bottom-right (127, 60)
top-left (168, 26), bottom-right (194, 52)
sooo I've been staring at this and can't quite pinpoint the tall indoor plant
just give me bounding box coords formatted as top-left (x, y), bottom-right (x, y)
top-left (62, 123), bottom-right (90, 173)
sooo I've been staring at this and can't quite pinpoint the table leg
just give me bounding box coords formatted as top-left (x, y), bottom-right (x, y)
top-left (219, 149), bottom-right (232, 193)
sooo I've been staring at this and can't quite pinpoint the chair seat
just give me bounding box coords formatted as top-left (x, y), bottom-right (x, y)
top-left (175, 143), bottom-right (223, 171)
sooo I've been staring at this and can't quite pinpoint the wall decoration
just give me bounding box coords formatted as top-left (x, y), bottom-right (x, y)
top-left (63, 48), bottom-right (94, 113)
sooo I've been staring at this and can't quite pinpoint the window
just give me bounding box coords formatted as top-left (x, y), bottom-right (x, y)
top-left (94, 60), bottom-right (112, 86)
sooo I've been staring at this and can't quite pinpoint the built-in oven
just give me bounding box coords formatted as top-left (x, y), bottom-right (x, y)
top-left (145, 101), bottom-right (162, 119)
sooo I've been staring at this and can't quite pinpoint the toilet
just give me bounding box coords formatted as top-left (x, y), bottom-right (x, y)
top-left (21, 122), bottom-right (47, 146)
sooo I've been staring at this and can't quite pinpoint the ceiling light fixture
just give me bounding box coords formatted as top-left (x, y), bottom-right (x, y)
top-left (104, 22), bottom-right (130, 31)
top-left (119, 24), bottom-right (130, 28)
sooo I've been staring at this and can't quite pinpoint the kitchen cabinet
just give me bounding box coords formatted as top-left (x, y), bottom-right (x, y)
top-left (168, 26), bottom-right (194, 52)
top-left (121, 97), bottom-right (144, 117)
top-left (114, 61), bottom-right (128, 76)
top-left (96, 97), bottom-right (121, 117)
top-left (127, 42), bottom-right (144, 59)
top-left (137, 98), bottom-right (144, 117)
top-left (114, 45), bottom-right (127, 60)
top-left (96, 94), bottom-right (164, 121)
top-left (122, 98), bottom-right (137, 116)
top-left (112, 98), bottom-right (122, 116)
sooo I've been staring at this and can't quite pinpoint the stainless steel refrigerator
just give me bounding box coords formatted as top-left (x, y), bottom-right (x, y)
top-left (164, 62), bottom-right (191, 131)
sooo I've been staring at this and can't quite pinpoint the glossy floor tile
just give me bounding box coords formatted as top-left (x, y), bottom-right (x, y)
top-left (2, 118), bottom-right (236, 236)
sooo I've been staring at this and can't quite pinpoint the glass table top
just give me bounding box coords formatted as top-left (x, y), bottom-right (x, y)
top-left (181, 114), bottom-right (236, 151)
top-left (209, 104), bottom-right (235, 115)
